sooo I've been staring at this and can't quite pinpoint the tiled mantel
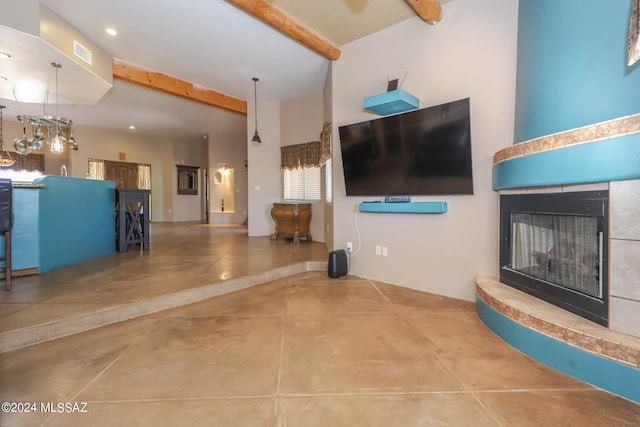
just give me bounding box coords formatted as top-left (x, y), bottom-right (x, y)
top-left (492, 113), bottom-right (640, 190)
top-left (493, 113), bottom-right (640, 165)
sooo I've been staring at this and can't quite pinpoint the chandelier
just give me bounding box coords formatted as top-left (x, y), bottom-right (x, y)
top-left (13, 62), bottom-right (78, 156)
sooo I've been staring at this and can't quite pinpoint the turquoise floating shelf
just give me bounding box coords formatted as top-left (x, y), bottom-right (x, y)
top-left (359, 201), bottom-right (447, 214)
top-left (363, 89), bottom-right (420, 116)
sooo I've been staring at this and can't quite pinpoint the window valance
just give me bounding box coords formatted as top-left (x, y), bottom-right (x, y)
top-left (281, 122), bottom-right (332, 170)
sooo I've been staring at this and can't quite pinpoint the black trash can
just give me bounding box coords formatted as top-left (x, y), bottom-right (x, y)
top-left (328, 249), bottom-right (348, 278)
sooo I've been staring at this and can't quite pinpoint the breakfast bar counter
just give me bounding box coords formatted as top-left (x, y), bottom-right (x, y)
top-left (2, 176), bottom-right (116, 277)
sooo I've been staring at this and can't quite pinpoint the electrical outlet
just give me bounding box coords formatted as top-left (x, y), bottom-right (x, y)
top-left (375, 245), bottom-right (382, 256)
top-left (382, 246), bottom-right (388, 256)
top-left (346, 242), bottom-right (353, 252)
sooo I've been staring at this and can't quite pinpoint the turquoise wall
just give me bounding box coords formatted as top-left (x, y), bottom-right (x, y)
top-left (515, 0), bottom-right (640, 143)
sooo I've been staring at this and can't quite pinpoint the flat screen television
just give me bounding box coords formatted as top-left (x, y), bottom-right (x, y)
top-left (338, 97), bottom-right (473, 196)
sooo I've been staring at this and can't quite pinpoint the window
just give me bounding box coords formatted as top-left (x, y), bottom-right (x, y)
top-left (137, 164), bottom-right (152, 190)
top-left (88, 159), bottom-right (105, 180)
top-left (284, 167), bottom-right (321, 201)
top-left (325, 158), bottom-right (332, 203)
top-left (280, 123), bottom-right (331, 202)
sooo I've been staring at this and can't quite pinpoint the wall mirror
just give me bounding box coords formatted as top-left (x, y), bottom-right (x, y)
top-left (177, 165), bottom-right (199, 195)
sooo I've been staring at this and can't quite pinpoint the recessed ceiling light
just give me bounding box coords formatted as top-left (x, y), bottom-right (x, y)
top-left (0, 52), bottom-right (10, 59)
top-left (129, 125), bottom-right (136, 130)
top-left (106, 28), bottom-right (117, 37)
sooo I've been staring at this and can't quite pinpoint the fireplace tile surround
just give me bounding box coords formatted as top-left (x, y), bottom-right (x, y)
top-left (497, 179), bottom-right (640, 339)
top-left (492, 113), bottom-right (640, 339)
top-left (483, 114), bottom-right (640, 402)
top-left (499, 189), bottom-right (609, 326)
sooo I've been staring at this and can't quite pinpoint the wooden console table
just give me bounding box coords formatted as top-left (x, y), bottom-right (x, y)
top-left (270, 203), bottom-right (311, 243)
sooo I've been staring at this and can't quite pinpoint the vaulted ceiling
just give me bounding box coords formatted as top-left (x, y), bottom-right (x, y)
top-left (0, 0), bottom-right (447, 139)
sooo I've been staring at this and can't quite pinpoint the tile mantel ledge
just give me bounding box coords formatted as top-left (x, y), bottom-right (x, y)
top-left (476, 276), bottom-right (640, 369)
top-left (493, 113), bottom-right (640, 164)
top-left (492, 114), bottom-right (640, 190)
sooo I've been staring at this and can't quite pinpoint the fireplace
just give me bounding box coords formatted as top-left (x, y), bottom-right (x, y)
top-left (500, 191), bottom-right (609, 326)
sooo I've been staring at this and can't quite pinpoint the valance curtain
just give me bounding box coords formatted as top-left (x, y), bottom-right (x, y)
top-left (281, 122), bottom-right (331, 170)
top-left (629, 0), bottom-right (640, 66)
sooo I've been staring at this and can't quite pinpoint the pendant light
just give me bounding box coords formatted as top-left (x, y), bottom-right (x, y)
top-left (49, 62), bottom-right (67, 154)
top-left (251, 77), bottom-right (262, 144)
top-left (0, 105), bottom-right (16, 167)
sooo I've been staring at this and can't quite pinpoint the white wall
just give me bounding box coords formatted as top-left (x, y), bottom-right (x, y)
top-left (281, 93), bottom-right (324, 147)
top-left (247, 91), bottom-right (329, 241)
top-left (332, 0), bottom-right (518, 301)
top-left (247, 99), bottom-right (282, 237)
top-left (68, 124), bottom-right (167, 220)
top-left (281, 92), bottom-right (326, 243)
top-left (207, 113), bottom-right (248, 225)
top-left (173, 136), bottom-right (208, 222)
top-left (324, 65), bottom-right (334, 251)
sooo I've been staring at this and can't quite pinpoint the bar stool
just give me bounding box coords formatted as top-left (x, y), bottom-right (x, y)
top-left (0, 178), bottom-right (12, 290)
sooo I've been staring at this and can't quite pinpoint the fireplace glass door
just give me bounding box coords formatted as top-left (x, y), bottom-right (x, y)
top-left (500, 191), bottom-right (608, 326)
top-left (511, 213), bottom-right (601, 298)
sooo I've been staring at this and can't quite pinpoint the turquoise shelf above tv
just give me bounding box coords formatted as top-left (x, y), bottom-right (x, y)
top-left (359, 201), bottom-right (448, 214)
top-left (363, 89), bottom-right (420, 116)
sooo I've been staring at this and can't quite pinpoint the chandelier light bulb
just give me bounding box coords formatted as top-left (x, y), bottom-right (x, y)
top-left (50, 134), bottom-right (66, 154)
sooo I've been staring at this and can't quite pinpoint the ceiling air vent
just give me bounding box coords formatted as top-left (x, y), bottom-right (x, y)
top-left (73, 40), bottom-right (92, 65)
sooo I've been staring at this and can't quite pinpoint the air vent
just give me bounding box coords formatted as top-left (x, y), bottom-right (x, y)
top-left (73, 40), bottom-right (92, 65)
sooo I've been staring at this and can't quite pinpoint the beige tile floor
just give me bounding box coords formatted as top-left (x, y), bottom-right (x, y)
top-left (1, 223), bottom-right (640, 426)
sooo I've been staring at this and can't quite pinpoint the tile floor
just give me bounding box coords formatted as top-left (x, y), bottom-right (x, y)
top-left (1, 223), bottom-right (640, 426)
top-left (0, 223), bottom-right (328, 335)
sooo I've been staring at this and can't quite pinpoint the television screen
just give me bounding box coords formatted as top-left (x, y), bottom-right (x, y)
top-left (338, 97), bottom-right (473, 196)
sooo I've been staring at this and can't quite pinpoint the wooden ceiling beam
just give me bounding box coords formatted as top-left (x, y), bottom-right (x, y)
top-left (404, 0), bottom-right (442, 25)
top-left (112, 58), bottom-right (247, 115)
top-left (226, 0), bottom-right (341, 61)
